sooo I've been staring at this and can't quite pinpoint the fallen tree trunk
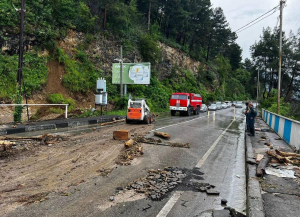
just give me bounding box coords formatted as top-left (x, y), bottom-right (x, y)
top-left (154, 132), bottom-right (171, 140)
top-left (124, 139), bottom-right (135, 148)
top-left (256, 154), bottom-right (271, 177)
top-left (275, 149), bottom-right (300, 158)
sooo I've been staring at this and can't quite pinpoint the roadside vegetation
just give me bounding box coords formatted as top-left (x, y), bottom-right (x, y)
top-left (1, 0), bottom-right (299, 121)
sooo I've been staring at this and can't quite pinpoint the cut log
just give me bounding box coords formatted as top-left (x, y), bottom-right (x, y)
top-left (256, 154), bottom-right (271, 177)
top-left (154, 132), bottom-right (171, 140)
top-left (124, 139), bottom-right (135, 148)
top-left (275, 149), bottom-right (300, 158)
top-left (113, 130), bottom-right (130, 140)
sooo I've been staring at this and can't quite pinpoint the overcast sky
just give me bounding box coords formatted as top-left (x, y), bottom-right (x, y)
top-left (210, 0), bottom-right (300, 61)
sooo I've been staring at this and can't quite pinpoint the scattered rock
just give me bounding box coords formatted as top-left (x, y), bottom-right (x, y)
top-left (221, 198), bottom-right (228, 205)
top-left (127, 167), bottom-right (186, 200)
top-left (109, 196), bottom-right (114, 201)
top-left (206, 189), bottom-right (220, 195)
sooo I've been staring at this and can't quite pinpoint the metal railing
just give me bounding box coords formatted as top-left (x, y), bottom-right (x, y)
top-left (262, 109), bottom-right (300, 151)
top-left (0, 104), bottom-right (69, 119)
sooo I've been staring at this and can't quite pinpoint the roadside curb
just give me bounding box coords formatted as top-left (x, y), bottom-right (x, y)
top-left (245, 133), bottom-right (265, 217)
top-left (0, 115), bottom-right (125, 136)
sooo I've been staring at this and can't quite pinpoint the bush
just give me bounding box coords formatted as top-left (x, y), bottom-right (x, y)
top-left (0, 53), bottom-right (48, 99)
top-left (48, 93), bottom-right (76, 111)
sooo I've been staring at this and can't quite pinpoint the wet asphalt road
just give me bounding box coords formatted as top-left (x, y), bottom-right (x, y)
top-left (7, 107), bottom-right (247, 217)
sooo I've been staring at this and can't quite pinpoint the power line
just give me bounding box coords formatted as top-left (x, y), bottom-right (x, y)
top-left (236, 9), bottom-right (279, 34)
top-left (233, 5), bottom-right (280, 33)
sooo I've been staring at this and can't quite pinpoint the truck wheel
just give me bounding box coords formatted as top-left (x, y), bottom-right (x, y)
top-left (197, 107), bottom-right (200, 115)
top-left (187, 109), bottom-right (191, 116)
top-left (143, 115), bottom-right (150, 124)
top-left (193, 109), bottom-right (197, 115)
top-left (171, 110), bottom-right (176, 116)
top-left (126, 117), bottom-right (131, 124)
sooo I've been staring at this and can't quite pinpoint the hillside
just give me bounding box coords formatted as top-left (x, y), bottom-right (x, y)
top-left (0, 0), bottom-right (254, 122)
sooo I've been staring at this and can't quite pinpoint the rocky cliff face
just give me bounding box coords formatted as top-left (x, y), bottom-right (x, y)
top-left (1, 30), bottom-right (202, 78)
top-left (157, 42), bottom-right (201, 77)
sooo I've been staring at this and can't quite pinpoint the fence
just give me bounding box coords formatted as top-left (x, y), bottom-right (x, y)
top-left (262, 109), bottom-right (300, 151)
top-left (0, 104), bottom-right (69, 123)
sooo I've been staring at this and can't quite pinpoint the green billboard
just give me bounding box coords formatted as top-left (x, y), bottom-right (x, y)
top-left (112, 63), bottom-right (151, 84)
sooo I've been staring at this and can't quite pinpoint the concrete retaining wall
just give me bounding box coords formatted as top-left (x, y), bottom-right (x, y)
top-left (262, 109), bottom-right (300, 151)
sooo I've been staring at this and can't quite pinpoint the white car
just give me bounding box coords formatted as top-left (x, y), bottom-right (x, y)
top-left (221, 103), bottom-right (227, 109)
top-left (225, 101), bottom-right (232, 107)
top-left (216, 102), bottom-right (222, 110)
top-left (235, 101), bottom-right (243, 108)
top-left (208, 104), bottom-right (217, 111)
top-left (200, 104), bottom-right (208, 112)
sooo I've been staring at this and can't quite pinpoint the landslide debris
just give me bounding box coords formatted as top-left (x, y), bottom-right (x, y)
top-left (0, 134), bottom-right (69, 158)
top-left (126, 167), bottom-right (186, 200)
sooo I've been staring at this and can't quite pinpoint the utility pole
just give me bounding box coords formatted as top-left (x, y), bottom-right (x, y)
top-left (17, 0), bottom-right (26, 91)
top-left (257, 69), bottom-right (259, 110)
top-left (148, 1), bottom-right (152, 32)
top-left (120, 45), bottom-right (123, 97)
top-left (277, 0), bottom-right (284, 114)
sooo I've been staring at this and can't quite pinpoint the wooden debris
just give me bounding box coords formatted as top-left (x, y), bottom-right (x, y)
top-left (154, 132), bottom-right (171, 140)
top-left (0, 140), bottom-right (16, 151)
top-left (267, 150), bottom-right (290, 163)
top-left (113, 130), bottom-right (130, 140)
top-left (275, 150), bottom-right (300, 158)
top-left (124, 139), bottom-right (135, 149)
top-left (256, 154), bottom-right (271, 177)
top-left (264, 142), bottom-right (271, 146)
top-left (101, 119), bottom-right (125, 126)
top-left (72, 154), bottom-right (81, 163)
top-left (255, 128), bottom-right (262, 131)
top-left (256, 154), bottom-right (264, 162)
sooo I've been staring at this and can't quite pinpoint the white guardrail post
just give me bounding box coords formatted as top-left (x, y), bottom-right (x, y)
top-left (65, 105), bottom-right (68, 119)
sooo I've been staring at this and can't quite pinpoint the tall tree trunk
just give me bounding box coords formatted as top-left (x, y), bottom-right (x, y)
top-left (103, 3), bottom-right (107, 29)
top-left (147, 1), bottom-right (152, 33)
top-left (267, 70), bottom-right (274, 98)
top-left (159, 10), bottom-right (163, 28)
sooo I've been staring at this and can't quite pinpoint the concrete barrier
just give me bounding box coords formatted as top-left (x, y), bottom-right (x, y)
top-left (262, 109), bottom-right (300, 151)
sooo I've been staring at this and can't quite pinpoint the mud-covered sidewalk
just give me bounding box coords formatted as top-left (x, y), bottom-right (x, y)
top-left (246, 118), bottom-right (300, 217)
top-left (0, 122), bottom-right (153, 216)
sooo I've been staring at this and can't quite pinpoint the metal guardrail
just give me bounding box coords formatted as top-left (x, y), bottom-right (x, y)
top-left (0, 104), bottom-right (69, 119)
top-left (262, 109), bottom-right (300, 151)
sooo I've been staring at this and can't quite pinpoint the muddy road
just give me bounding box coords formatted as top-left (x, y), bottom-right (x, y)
top-left (0, 108), bottom-right (247, 217)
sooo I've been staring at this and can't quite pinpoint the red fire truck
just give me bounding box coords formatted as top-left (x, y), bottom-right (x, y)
top-left (169, 93), bottom-right (202, 116)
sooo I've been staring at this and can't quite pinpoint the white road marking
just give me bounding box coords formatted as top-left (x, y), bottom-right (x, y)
top-left (195, 119), bottom-right (234, 168)
top-left (151, 115), bottom-right (208, 132)
top-left (156, 191), bottom-right (183, 217)
top-left (156, 119), bottom-right (235, 217)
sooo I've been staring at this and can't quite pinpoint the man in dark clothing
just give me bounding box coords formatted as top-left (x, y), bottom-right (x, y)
top-left (244, 102), bottom-right (250, 132)
top-left (247, 102), bottom-right (257, 136)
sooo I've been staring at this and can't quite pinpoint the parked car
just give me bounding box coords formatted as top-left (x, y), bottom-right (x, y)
top-left (225, 101), bottom-right (232, 107)
top-left (216, 102), bottom-right (222, 110)
top-left (200, 104), bottom-right (208, 112)
top-left (208, 104), bottom-right (217, 111)
top-left (235, 101), bottom-right (243, 108)
top-left (221, 103), bottom-right (227, 109)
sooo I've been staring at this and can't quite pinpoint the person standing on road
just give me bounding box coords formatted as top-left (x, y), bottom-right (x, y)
top-left (244, 102), bottom-right (250, 132)
top-left (247, 102), bottom-right (257, 136)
